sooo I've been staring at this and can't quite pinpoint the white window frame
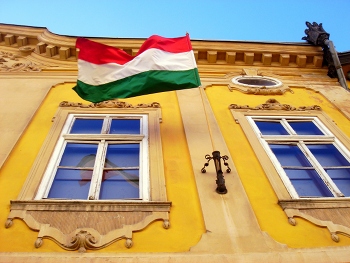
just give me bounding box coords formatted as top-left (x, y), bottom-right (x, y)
top-left (247, 115), bottom-right (350, 199)
top-left (35, 113), bottom-right (150, 201)
top-left (9, 106), bottom-right (171, 250)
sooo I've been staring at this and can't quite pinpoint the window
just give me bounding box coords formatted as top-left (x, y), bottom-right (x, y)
top-left (35, 114), bottom-right (149, 201)
top-left (247, 115), bottom-right (350, 199)
top-left (8, 106), bottom-right (171, 251)
top-left (230, 102), bottom-right (350, 240)
top-left (232, 75), bottom-right (282, 89)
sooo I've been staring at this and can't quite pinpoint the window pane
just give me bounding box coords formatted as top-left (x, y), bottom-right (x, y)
top-left (99, 169), bottom-right (139, 199)
top-left (105, 144), bottom-right (140, 167)
top-left (48, 169), bottom-right (91, 199)
top-left (289, 121), bottom-right (324, 135)
top-left (285, 169), bottom-right (333, 197)
top-left (270, 144), bottom-right (312, 167)
top-left (326, 169), bottom-right (350, 196)
top-left (255, 121), bottom-right (289, 135)
top-left (70, 119), bottom-right (103, 134)
top-left (59, 143), bottom-right (98, 167)
top-left (110, 119), bottom-right (140, 134)
top-left (308, 144), bottom-right (350, 167)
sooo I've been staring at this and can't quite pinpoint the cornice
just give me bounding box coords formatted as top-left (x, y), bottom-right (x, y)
top-left (0, 23), bottom-right (326, 70)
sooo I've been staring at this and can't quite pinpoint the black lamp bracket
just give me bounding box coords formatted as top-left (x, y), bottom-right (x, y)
top-left (201, 151), bottom-right (231, 194)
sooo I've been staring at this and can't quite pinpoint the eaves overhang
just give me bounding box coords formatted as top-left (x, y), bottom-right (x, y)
top-left (0, 23), bottom-right (325, 70)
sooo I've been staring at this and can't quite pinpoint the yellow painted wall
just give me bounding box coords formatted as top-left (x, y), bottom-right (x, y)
top-left (206, 84), bottom-right (350, 248)
top-left (3, 80), bottom-right (350, 252)
top-left (0, 83), bottom-right (205, 252)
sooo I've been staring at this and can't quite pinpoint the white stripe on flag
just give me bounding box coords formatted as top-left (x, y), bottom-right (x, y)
top-left (78, 48), bottom-right (196, 86)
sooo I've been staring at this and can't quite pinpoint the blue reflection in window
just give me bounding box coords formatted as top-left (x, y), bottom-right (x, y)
top-left (270, 144), bottom-right (312, 167)
top-left (255, 121), bottom-right (289, 135)
top-left (70, 119), bottom-right (103, 134)
top-left (289, 121), bottom-right (324, 135)
top-left (284, 169), bottom-right (333, 197)
top-left (48, 169), bottom-right (91, 199)
top-left (308, 144), bottom-right (350, 197)
top-left (99, 169), bottom-right (139, 199)
top-left (105, 144), bottom-right (140, 167)
top-left (326, 169), bottom-right (350, 196)
top-left (308, 144), bottom-right (350, 167)
top-left (110, 119), bottom-right (140, 134)
top-left (270, 144), bottom-right (333, 197)
top-left (59, 143), bottom-right (98, 167)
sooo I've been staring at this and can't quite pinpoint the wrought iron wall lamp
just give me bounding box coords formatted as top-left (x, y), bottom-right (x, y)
top-left (201, 151), bottom-right (231, 194)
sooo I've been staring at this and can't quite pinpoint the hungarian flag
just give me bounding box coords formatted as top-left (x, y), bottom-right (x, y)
top-left (73, 35), bottom-right (201, 103)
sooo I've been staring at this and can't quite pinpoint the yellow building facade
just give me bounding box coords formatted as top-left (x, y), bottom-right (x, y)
top-left (1, 23), bottom-right (350, 262)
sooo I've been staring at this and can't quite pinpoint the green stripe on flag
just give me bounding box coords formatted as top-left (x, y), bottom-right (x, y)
top-left (73, 69), bottom-right (200, 103)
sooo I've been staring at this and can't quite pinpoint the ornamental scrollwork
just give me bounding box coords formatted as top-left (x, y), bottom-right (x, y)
top-left (245, 87), bottom-right (293, 95)
top-left (59, 100), bottom-right (161, 108)
top-left (69, 230), bottom-right (98, 253)
top-left (7, 200), bottom-right (171, 252)
top-left (34, 229), bottom-right (99, 252)
top-left (202, 68), bottom-right (293, 96)
top-left (228, 98), bottom-right (321, 111)
top-left (0, 51), bottom-right (41, 72)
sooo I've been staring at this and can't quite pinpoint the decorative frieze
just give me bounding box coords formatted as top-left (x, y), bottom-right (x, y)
top-left (59, 100), bottom-right (161, 108)
top-left (228, 98), bottom-right (321, 111)
top-left (0, 50), bottom-right (41, 72)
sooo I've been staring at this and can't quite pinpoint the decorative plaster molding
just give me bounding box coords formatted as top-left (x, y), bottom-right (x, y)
top-left (0, 50), bottom-right (42, 72)
top-left (59, 100), bottom-right (161, 108)
top-left (6, 200), bottom-right (171, 252)
top-left (203, 69), bottom-right (294, 95)
top-left (243, 87), bottom-right (293, 95)
top-left (280, 199), bottom-right (350, 239)
top-left (228, 98), bottom-right (321, 111)
top-left (283, 208), bottom-right (350, 243)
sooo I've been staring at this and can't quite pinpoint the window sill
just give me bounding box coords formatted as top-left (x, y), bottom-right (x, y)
top-left (10, 199), bottom-right (172, 212)
top-left (7, 199), bottom-right (171, 251)
top-left (278, 198), bottom-right (350, 242)
top-left (279, 198), bottom-right (350, 210)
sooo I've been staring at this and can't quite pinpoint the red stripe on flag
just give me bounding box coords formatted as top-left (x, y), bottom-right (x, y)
top-left (136, 35), bottom-right (192, 55)
top-left (76, 35), bottom-right (193, 65)
top-left (76, 38), bottom-right (132, 65)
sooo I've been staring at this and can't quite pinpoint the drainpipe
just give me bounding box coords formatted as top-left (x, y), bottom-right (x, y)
top-left (302, 21), bottom-right (349, 91)
top-left (325, 40), bottom-right (349, 90)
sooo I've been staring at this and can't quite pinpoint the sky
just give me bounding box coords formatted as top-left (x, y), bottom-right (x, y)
top-left (1, 0), bottom-right (350, 52)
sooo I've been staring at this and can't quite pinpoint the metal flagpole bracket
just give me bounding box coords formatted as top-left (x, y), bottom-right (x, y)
top-left (201, 151), bottom-right (231, 194)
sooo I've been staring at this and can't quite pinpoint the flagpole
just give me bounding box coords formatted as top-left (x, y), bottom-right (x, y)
top-left (199, 86), bottom-right (230, 194)
top-left (186, 33), bottom-right (201, 90)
